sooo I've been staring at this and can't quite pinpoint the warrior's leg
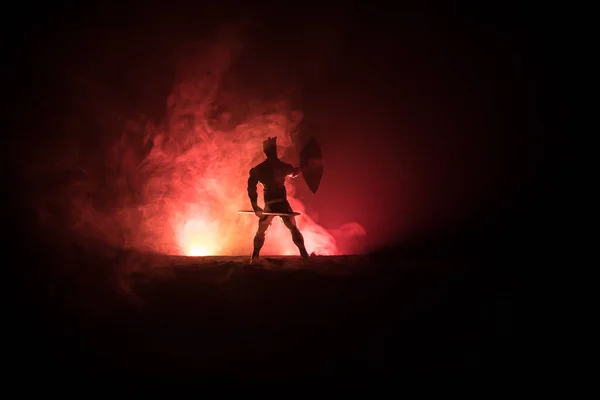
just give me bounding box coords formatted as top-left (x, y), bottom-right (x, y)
top-left (252, 215), bottom-right (273, 262)
top-left (281, 216), bottom-right (309, 259)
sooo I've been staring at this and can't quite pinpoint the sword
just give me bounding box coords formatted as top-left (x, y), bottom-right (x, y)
top-left (237, 210), bottom-right (300, 216)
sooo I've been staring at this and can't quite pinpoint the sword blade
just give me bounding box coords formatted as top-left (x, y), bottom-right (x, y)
top-left (237, 210), bottom-right (300, 216)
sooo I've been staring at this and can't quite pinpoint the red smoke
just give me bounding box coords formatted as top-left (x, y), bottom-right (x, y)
top-left (81, 34), bottom-right (366, 257)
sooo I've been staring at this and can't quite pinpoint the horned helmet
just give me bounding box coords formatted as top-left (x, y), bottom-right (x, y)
top-left (263, 136), bottom-right (278, 158)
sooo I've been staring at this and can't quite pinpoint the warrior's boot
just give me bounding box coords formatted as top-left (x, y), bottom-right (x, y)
top-left (299, 247), bottom-right (309, 260)
top-left (290, 226), bottom-right (309, 260)
top-left (250, 248), bottom-right (261, 264)
top-left (251, 227), bottom-right (268, 264)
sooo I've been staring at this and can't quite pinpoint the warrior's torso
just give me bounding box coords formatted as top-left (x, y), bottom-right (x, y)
top-left (249, 158), bottom-right (295, 202)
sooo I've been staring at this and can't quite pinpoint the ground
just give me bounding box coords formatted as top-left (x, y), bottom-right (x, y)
top-left (8, 241), bottom-right (527, 382)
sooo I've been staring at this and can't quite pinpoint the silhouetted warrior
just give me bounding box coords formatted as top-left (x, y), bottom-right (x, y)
top-left (247, 136), bottom-right (309, 263)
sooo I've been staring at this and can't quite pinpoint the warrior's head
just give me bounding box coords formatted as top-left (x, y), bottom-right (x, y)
top-left (263, 136), bottom-right (278, 159)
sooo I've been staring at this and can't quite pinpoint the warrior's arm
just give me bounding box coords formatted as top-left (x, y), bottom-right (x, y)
top-left (286, 164), bottom-right (301, 178)
top-left (247, 168), bottom-right (260, 209)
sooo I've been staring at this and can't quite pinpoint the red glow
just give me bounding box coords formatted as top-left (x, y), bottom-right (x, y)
top-left (105, 39), bottom-right (359, 257)
top-left (132, 123), bottom-right (341, 257)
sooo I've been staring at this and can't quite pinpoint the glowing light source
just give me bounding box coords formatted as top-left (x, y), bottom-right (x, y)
top-left (187, 244), bottom-right (210, 257)
top-left (178, 218), bottom-right (220, 256)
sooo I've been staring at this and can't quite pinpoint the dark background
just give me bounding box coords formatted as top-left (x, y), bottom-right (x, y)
top-left (5, 0), bottom-right (557, 382)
